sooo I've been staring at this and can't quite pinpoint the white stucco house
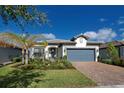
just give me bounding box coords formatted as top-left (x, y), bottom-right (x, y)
top-left (29, 34), bottom-right (103, 62)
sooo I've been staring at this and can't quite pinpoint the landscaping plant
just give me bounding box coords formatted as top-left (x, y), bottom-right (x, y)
top-left (107, 42), bottom-right (121, 66)
top-left (23, 58), bottom-right (74, 70)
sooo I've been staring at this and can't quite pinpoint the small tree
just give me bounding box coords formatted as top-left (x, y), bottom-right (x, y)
top-left (107, 42), bottom-right (121, 65)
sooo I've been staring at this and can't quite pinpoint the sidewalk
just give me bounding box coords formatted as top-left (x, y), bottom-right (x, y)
top-left (97, 85), bottom-right (124, 88)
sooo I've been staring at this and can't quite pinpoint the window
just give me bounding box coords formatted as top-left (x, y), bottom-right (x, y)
top-left (34, 48), bottom-right (44, 57)
top-left (34, 48), bottom-right (40, 53)
top-left (80, 38), bottom-right (83, 43)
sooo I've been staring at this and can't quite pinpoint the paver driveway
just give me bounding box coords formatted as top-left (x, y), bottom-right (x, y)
top-left (72, 62), bottom-right (124, 86)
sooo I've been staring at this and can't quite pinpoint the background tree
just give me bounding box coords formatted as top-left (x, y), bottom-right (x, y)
top-left (0, 5), bottom-right (48, 31)
top-left (107, 42), bottom-right (121, 65)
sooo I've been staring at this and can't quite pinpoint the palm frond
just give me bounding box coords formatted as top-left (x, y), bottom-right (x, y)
top-left (0, 32), bottom-right (24, 47)
top-left (27, 34), bottom-right (45, 42)
top-left (0, 40), bottom-right (15, 48)
top-left (26, 34), bottom-right (45, 48)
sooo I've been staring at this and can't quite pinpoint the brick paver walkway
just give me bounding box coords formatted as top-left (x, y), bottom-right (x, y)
top-left (72, 62), bottom-right (124, 86)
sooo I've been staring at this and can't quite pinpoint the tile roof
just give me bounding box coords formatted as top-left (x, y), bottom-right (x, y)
top-left (37, 39), bottom-right (104, 45)
top-left (46, 39), bottom-right (76, 44)
top-left (87, 41), bottom-right (104, 45)
top-left (100, 40), bottom-right (124, 48)
top-left (0, 40), bottom-right (15, 48)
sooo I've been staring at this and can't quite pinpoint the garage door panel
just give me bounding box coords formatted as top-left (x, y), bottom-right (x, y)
top-left (67, 49), bottom-right (95, 62)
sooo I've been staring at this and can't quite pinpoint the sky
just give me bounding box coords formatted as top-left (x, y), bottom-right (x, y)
top-left (1, 5), bottom-right (124, 42)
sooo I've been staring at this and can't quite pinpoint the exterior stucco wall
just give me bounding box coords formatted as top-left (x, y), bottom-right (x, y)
top-left (62, 45), bottom-right (76, 57)
top-left (74, 37), bottom-right (87, 47)
top-left (29, 48), bottom-right (35, 58)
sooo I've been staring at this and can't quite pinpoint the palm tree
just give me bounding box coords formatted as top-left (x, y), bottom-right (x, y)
top-left (0, 40), bottom-right (15, 48)
top-left (0, 32), bottom-right (47, 64)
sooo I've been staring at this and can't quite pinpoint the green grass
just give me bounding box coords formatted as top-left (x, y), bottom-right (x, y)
top-left (0, 63), bottom-right (96, 88)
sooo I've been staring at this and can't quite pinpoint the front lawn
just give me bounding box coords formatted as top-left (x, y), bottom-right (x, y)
top-left (0, 63), bottom-right (96, 88)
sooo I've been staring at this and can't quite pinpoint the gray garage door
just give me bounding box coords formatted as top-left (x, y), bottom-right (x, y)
top-left (67, 48), bottom-right (95, 62)
top-left (0, 47), bottom-right (21, 64)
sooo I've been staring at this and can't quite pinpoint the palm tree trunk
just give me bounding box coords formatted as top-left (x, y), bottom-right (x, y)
top-left (22, 49), bottom-right (25, 64)
top-left (25, 49), bottom-right (29, 64)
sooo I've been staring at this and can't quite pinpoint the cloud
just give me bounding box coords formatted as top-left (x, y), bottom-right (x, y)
top-left (99, 18), bottom-right (107, 22)
top-left (121, 32), bottom-right (124, 37)
top-left (118, 20), bottom-right (124, 24)
top-left (84, 31), bottom-right (97, 39)
top-left (119, 16), bottom-right (124, 19)
top-left (84, 28), bottom-right (117, 42)
top-left (119, 28), bottom-right (124, 31)
top-left (117, 17), bottom-right (124, 24)
top-left (42, 33), bottom-right (56, 39)
top-left (111, 23), bottom-right (115, 26)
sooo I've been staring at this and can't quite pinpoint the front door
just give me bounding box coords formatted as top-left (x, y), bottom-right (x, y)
top-left (49, 48), bottom-right (57, 59)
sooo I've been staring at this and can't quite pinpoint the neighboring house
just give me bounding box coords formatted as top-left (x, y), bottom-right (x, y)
top-left (0, 47), bottom-right (21, 64)
top-left (30, 34), bottom-right (103, 62)
top-left (99, 41), bottom-right (124, 60)
top-left (0, 41), bottom-right (21, 65)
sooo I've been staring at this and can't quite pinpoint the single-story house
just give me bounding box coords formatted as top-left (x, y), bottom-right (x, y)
top-left (99, 41), bottom-right (124, 60)
top-left (29, 34), bottom-right (103, 62)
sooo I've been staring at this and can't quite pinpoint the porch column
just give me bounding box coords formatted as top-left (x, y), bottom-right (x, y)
top-left (44, 46), bottom-right (49, 59)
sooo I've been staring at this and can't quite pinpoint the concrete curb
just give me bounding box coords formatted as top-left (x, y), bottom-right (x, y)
top-left (96, 85), bottom-right (124, 88)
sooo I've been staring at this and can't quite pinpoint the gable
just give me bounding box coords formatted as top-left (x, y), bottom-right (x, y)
top-left (71, 34), bottom-right (89, 41)
top-left (74, 37), bottom-right (87, 47)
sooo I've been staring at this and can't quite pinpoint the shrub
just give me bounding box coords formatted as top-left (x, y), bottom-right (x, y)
top-left (55, 58), bottom-right (74, 69)
top-left (120, 58), bottom-right (124, 67)
top-left (29, 58), bottom-right (44, 69)
top-left (107, 43), bottom-right (121, 65)
top-left (28, 58), bottom-right (74, 70)
top-left (19, 64), bottom-right (35, 70)
top-left (122, 61), bottom-right (124, 67)
top-left (101, 59), bottom-right (112, 64)
top-left (29, 58), bottom-right (42, 63)
top-left (60, 59), bottom-right (73, 68)
top-left (98, 56), bottom-right (101, 62)
top-left (12, 57), bottom-right (22, 63)
top-left (113, 58), bottom-right (122, 66)
top-left (56, 62), bottom-right (66, 69)
top-left (63, 55), bottom-right (67, 60)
